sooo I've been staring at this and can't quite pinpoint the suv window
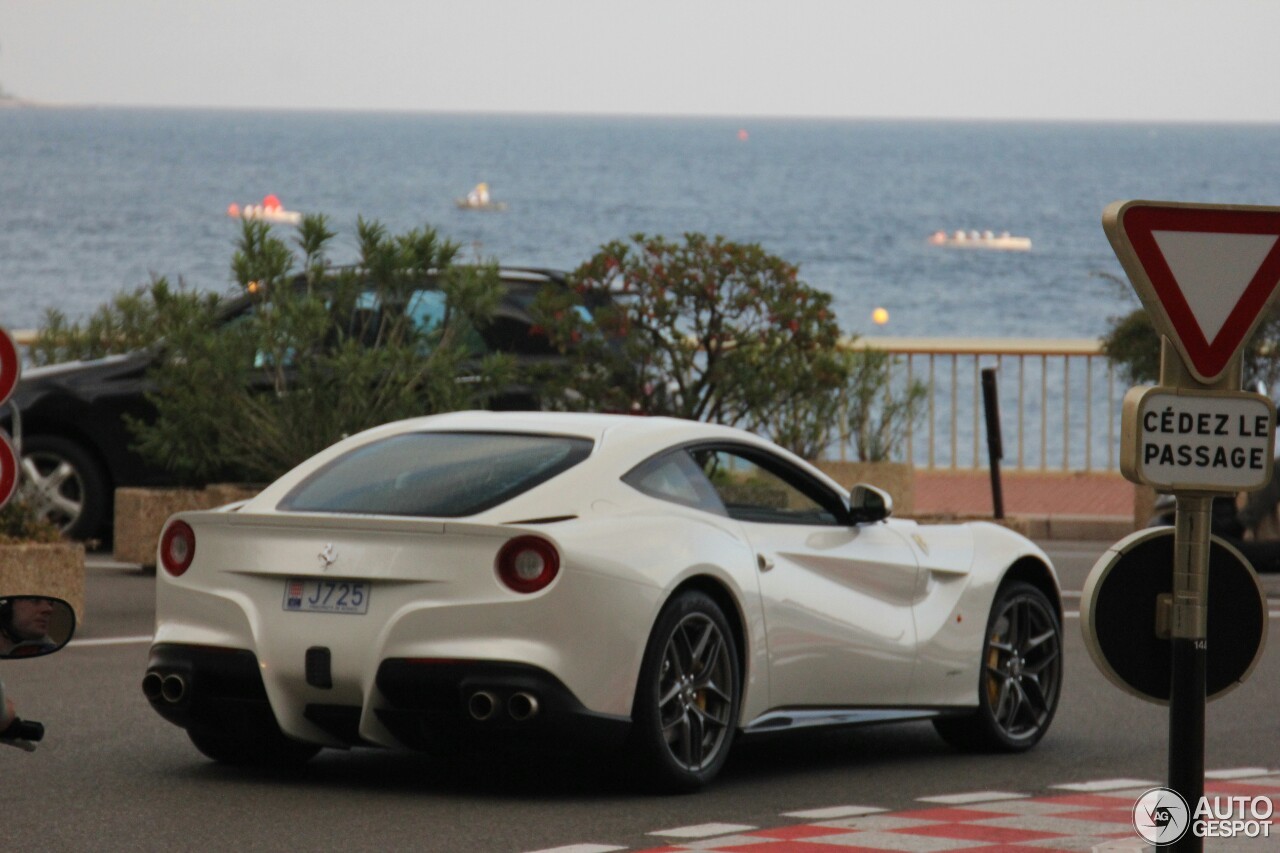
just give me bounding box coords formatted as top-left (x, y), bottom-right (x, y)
top-left (279, 432), bottom-right (593, 517)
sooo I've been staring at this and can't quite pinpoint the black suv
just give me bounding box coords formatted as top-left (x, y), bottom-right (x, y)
top-left (3, 267), bottom-right (592, 541)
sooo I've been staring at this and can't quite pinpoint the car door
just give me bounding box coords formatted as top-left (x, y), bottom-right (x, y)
top-left (688, 445), bottom-right (921, 708)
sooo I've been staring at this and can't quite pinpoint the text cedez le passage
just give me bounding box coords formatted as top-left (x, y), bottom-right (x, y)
top-left (1142, 410), bottom-right (1271, 470)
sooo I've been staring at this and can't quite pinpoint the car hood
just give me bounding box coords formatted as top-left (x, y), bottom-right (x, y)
top-left (17, 352), bottom-right (151, 385)
top-left (5, 351), bottom-right (154, 413)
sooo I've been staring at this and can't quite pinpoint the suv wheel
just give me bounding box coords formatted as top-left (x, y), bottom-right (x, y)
top-left (18, 436), bottom-right (109, 541)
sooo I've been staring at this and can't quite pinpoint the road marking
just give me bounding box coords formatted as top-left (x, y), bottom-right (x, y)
top-left (781, 805), bottom-right (885, 819)
top-left (1205, 767), bottom-right (1276, 779)
top-left (649, 823), bottom-right (755, 838)
top-left (68, 635), bottom-right (153, 648)
top-left (524, 846), bottom-right (625, 853)
top-left (917, 790), bottom-right (1028, 805)
top-left (1053, 778), bottom-right (1158, 792)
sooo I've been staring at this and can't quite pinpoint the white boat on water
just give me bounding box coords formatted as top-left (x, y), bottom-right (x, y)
top-left (928, 230), bottom-right (1031, 251)
top-left (228, 195), bottom-right (303, 225)
top-left (455, 182), bottom-right (508, 211)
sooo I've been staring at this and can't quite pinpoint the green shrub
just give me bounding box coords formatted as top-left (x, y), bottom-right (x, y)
top-left (0, 499), bottom-right (63, 544)
top-left (126, 216), bottom-right (511, 483)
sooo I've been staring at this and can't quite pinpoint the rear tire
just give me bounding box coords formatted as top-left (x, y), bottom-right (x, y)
top-left (629, 591), bottom-right (740, 793)
top-left (18, 435), bottom-right (110, 541)
top-left (188, 727), bottom-right (321, 767)
top-left (934, 581), bottom-right (1062, 752)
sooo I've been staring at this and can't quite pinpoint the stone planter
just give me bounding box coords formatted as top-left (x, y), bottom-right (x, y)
top-left (815, 460), bottom-right (915, 516)
top-left (113, 484), bottom-right (262, 568)
top-left (0, 542), bottom-right (86, 625)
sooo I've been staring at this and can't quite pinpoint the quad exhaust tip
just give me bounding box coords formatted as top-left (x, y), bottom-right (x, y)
top-left (467, 690), bottom-right (499, 721)
top-left (142, 671), bottom-right (189, 705)
top-left (508, 692), bottom-right (539, 721)
top-left (467, 689), bottom-right (541, 722)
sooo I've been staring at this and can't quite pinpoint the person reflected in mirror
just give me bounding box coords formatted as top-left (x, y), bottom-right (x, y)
top-left (0, 597), bottom-right (59, 657)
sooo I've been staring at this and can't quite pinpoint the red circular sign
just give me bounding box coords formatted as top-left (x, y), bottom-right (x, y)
top-left (0, 432), bottom-right (17, 509)
top-left (0, 326), bottom-right (20, 406)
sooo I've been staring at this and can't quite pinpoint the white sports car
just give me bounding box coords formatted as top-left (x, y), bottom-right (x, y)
top-left (144, 411), bottom-right (1063, 790)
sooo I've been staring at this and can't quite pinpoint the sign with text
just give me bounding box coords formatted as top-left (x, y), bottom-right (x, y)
top-left (1121, 386), bottom-right (1274, 491)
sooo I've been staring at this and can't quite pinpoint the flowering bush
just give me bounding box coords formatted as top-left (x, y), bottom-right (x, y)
top-left (532, 233), bottom-right (849, 455)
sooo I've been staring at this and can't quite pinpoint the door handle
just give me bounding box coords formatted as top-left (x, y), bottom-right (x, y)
top-left (757, 554), bottom-right (775, 572)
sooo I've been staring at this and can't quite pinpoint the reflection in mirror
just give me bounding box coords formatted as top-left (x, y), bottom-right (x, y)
top-left (0, 596), bottom-right (76, 659)
top-left (849, 484), bottom-right (893, 523)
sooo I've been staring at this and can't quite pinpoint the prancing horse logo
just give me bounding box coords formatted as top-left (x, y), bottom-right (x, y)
top-left (318, 543), bottom-right (338, 571)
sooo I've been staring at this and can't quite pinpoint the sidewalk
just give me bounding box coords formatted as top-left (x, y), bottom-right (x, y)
top-left (911, 469), bottom-right (1137, 541)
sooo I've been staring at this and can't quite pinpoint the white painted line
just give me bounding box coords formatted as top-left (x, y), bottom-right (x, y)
top-left (1053, 778), bottom-right (1159, 792)
top-left (917, 791), bottom-right (1028, 805)
top-left (648, 822), bottom-right (756, 839)
top-left (781, 805), bottom-right (886, 819)
top-left (1061, 591), bottom-right (1082, 599)
top-left (1206, 767), bottom-right (1276, 779)
top-left (523, 845), bottom-right (626, 853)
top-left (68, 635), bottom-right (153, 648)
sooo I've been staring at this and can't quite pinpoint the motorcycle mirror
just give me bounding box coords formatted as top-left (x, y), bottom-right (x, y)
top-left (0, 596), bottom-right (76, 659)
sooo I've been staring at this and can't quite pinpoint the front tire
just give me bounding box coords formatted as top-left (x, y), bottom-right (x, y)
top-left (934, 581), bottom-right (1063, 752)
top-left (629, 591), bottom-right (740, 793)
top-left (18, 435), bottom-right (110, 541)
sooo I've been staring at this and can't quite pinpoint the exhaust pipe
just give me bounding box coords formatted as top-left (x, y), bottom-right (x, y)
top-left (161, 674), bottom-right (188, 704)
top-left (508, 692), bottom-right (540, 722)
top-left (141, 671), bottom-right (164, 702)
top-left (467, 690), bottom-right (498, 721)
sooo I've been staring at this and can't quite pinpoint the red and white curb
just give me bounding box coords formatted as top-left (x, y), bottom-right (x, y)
top-left (525, 769), bottom-right (1279, 853)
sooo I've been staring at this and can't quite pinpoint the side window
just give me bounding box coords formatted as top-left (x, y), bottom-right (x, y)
top-left (688, 447), bottom-right (844, 526)
top-left (623, 450), bottom-right (727, 516)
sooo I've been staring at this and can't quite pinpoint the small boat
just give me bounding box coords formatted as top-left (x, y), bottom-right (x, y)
top-left (455, 182), bottom-right (508, 211)
top-left (928, 230), bottom-right (1031, 251)
top-left (227, 195), bottom-right (303, 225)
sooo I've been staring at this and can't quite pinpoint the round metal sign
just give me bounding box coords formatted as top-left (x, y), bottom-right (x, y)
top-left (0, 432), bottom-right (17, 509)
top-left (0, 326), bottom-right (19, 406)
top-left (1081, 526), bottom-right (1268, 704)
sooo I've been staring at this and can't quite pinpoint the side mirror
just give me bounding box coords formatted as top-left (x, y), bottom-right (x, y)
top-left (0, 596), bottom-right (76, 659)
top-left (849, 484), bottom-right (893, 524)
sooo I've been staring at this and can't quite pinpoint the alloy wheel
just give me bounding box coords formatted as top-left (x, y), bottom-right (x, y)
top-left (983, 591), bottom-right (1062, 742)
top-left (656, 612), bottom-right (734, 772)
top-left (19, 451), bottom-right (85, 532)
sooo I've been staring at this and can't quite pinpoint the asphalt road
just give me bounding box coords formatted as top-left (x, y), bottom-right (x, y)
top-left (4, 540), bottom-right (1279, 852)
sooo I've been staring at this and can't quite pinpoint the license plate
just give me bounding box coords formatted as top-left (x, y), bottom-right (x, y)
top-left (283, 579), bottom-right (369, 614)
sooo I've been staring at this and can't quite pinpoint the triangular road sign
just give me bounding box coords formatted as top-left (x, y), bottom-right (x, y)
top-left (1104, 200), bottom-right (1280, 384)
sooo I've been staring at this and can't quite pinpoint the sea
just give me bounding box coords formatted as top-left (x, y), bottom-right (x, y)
top-left (5, 107), bottom-right (1280, 340)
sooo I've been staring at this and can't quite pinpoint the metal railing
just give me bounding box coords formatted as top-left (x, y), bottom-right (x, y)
top-left (13, 327), bottom-right (1119, 471)
top-left (844, 337), bottom-right (1119, 472)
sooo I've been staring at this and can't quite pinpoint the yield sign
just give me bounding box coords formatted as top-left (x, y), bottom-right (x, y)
top-left (1103, 200), bottom-right (1280, 384)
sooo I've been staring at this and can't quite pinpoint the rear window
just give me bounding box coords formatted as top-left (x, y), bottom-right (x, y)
top-left (278, 432), bottom-right (593, 517)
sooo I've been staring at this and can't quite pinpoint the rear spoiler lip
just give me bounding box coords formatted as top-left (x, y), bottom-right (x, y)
top-left (169, 509), bottom-right (528, 540)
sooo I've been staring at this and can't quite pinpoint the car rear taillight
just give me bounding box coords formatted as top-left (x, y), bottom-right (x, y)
top-left (495, 536), bottom-right (560, 594)
top-left (159, 520), bottom-right (196, 577)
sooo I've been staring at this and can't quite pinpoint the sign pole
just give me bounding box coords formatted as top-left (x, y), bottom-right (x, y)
top-left (1169, 492), bottom-right (1208, 853)
top-left (1159, 339), bottom-right (1240, 853)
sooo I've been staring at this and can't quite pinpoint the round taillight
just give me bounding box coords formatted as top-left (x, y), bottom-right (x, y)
top-left (495, 536), bottom-right (560, 594)
top-left (160, 521), bottom-right (196, 577)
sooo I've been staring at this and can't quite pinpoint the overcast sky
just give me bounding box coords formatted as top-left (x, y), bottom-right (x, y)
top-left (2, 1), bottom-right (1278, 122)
